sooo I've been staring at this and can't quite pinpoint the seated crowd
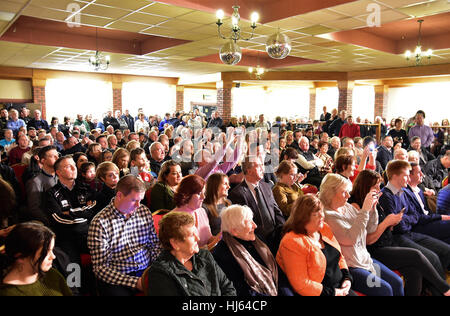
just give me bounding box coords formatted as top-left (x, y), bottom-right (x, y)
top-left (0, 105), bottom-right (449, 297)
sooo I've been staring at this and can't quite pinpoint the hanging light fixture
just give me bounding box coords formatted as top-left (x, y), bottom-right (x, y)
top-left (248, 51), bottom-right (265, 79)
top-left (89, 28), bottom-right (110, 71)
top-left (404, 19), bottom-right (432, 66)
top-left (266, 29), bottom-right (291, 59)
top-left (216, 5), bottom-right (259, 65)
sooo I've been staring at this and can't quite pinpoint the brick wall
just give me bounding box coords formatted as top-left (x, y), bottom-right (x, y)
top-left (176, 87), bottom-right (184, 112)
top-left (309, 88), bottom-right (316, 120)
top-left (374, 85), bottom-right (388, 120)
top-left (32, 86), bottom-right (46, 119)
top-left (112, 88), bottom-right (122, 114)
top-left (217, 87), bottom-right (232, 124)
top-left (338, 80), bottom-right (353, 115)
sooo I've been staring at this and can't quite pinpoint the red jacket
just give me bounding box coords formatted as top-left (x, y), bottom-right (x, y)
top-left (339, 123), bottom-right (360, 138)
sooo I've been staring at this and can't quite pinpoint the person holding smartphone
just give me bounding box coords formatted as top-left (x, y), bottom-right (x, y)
top-left (351, 169), bottom-right (450, 296)
top-left (379, 160), bottom-right (450, 285)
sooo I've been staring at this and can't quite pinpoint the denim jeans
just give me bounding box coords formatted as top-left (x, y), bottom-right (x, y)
top-left (349, 259), bottom-right (404, 296)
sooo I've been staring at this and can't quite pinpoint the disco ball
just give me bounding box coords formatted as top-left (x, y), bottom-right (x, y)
top-left (266, 32), bottom-right (291, 59)
top-left (219, 41), bottom-right (242, 65)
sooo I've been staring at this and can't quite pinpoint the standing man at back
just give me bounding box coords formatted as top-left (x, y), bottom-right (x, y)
top-left (408, 110), bottom-right (434, 151)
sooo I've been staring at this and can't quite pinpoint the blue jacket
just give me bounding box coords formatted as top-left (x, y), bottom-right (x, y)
top-left (379, 186), bottom-right (442, 235)
top-left (437, 185), bottom-right (450, 215)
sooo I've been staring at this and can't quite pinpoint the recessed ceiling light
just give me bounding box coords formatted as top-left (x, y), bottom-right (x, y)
top-left (0, 11), bottom-right (15, 22)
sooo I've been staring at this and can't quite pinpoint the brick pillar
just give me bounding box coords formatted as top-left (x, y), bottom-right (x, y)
top-left (176, 85), bottom-right (184, 112)
top-left (112, 82), bottom-right (122, 114)
top-left (216, 81), bottom-right (232, 125)
top-left (337, 80), bottom-right (354, 116)
top-left (32, 79), bottom-right (47, 119)
top-left (374, 85), bottom-right (389, 120)
top-left (309, 87), bottom-right (316, 120)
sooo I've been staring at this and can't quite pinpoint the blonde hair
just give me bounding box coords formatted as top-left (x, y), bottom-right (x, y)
top-left (220, 205), bottom-right (253, 233)
top-left (334, 147), bottom-right (354, 160)
top-left (96, 161), bottom-right (119, 181)
top-left (319, 173), bottom-right (352, 208)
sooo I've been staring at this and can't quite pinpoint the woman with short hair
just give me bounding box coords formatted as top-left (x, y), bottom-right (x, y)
top-left (319, 173), bottom-right (404, 296)
top-left (172, 174), bottom-right (219, 249)
top-left (212, 204), bottom-right (292, 296)
top-left (146, 211), bottom-right (236, 296)
top-left (272, 160), bottom-right (305, 218)
top-left (93, 161), bottom-right (120, 215)
top-left (111, 147), bottom-right (130, 177)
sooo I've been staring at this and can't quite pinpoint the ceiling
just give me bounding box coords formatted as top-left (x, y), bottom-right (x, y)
top-left (0, 0), bottom-right (449, 80)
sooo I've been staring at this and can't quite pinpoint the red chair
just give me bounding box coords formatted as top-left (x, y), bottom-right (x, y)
top-left (301, 184), bottom-right (318, 195)
top-left (11, 163), bottom-right (27, 200)
top-left (152, 209), bottom-right (171, 235)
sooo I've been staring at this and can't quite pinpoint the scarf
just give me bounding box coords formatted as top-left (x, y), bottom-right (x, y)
top-left (222, 232), bottom-right (278, 296)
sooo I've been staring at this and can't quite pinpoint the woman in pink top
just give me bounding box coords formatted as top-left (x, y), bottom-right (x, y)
top-left (172, 175), bottom-right (221, 250)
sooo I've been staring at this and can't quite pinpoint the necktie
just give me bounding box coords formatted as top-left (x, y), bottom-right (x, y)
top-left (254, 185), bottom-right (273, 232)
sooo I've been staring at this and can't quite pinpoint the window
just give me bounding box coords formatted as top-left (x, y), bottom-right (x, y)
top-left (387, 83), bottom-right (450, 124)
top-left (232, 86), bottom-right (310, 122)
top-left (46, 78), bottom-right (112, 121)
top-left (122, 81), bottom-right (175, 117)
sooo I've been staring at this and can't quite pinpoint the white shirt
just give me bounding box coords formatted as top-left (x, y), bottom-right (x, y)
top-left (410, 185), bottom-right (428, 215)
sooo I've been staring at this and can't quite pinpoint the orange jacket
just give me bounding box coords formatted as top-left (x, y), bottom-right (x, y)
top-left (276, 223), bottom-right (348, 296)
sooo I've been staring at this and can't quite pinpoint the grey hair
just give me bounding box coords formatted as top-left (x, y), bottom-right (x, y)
top-left (220, 204), bottom-right (254, 233)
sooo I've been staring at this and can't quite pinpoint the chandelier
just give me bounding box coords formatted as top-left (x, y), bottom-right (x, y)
top-left (404, 19), bottom-right (432, 66)
top-left (89, 51), bottom-right (110, 71)
top-left (88, 28), bottom-right (110, 71)
top-left (216, 6), bottom-right (258, 65)
top-left (248, 65), bottom-right (265, 80)
top-left (216, 6), bottom-right (259, 43)
top-left (248, 51), bottom-right (265, 79)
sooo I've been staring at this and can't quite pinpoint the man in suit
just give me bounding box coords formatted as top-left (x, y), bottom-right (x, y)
top-left (376, 135), bottom-right (394, 171)
top-left (404, 162), bottom-right (450, 244)
top-left (228, 155), bottom-right (285, 254)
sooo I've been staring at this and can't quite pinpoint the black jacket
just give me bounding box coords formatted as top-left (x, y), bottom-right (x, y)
top-left (147, 249), bottom-right (236, 296)
top-left (376, 146), bottom-right (393, 171)
top-left (228, 180), bottom-right (285, 253)
top-left (423, 156), bottom-right (448, 191)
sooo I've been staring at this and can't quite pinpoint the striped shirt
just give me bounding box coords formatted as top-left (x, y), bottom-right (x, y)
top-left (87, 198), bottom-right (162, 288)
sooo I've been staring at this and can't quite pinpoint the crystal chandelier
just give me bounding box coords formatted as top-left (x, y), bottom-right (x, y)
top-left (216, 5), bottom-right (259, 65)
top-left (88, 28), bottom-right (110, 71)
top-left (404, 19), bottom-right (432, 66)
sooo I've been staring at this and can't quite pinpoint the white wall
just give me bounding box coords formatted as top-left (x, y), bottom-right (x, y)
top-left (315, 87), bottom-right (338, 119)
top-left (232, 85), bottom-right (310, 122)
top-left (184, 88), bottom-right (217, 112)
top-left (46, 78), bottom-right (112, 121)
top-left (387, 83), bottom-right (450, 124)
top-left (352, 86), bottom-right (375, 121)
top-left (122, 81), bottom-right (176, 117)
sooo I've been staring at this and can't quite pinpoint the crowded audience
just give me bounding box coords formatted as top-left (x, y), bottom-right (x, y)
top-left (0, 104), bottom-right (449, 296)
